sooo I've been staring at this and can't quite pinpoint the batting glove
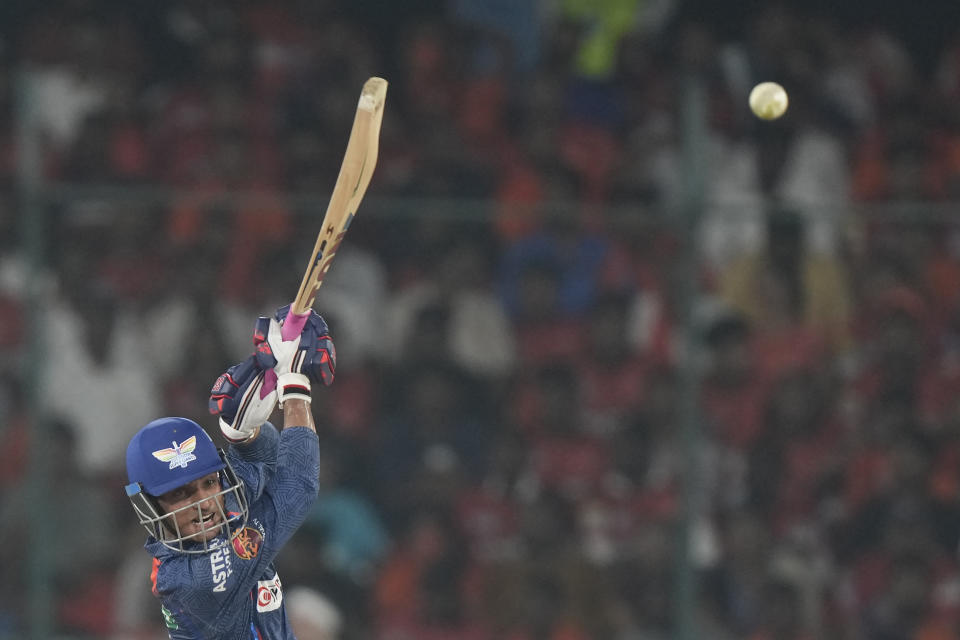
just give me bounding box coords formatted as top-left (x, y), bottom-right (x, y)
top-left (209, 356), bottom-right (277, 442)
top-left (254, 308), bottom-right (335, 406)
top-left (254, 306), bottom-right (335, 406)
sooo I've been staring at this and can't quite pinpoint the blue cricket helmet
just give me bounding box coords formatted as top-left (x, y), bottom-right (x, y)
top-left (125, 417), bottom-right (249, 553)
top-left (126, 417), bottom-right (225, 496)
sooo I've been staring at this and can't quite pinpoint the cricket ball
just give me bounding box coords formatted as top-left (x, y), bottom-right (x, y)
top-left (749, 82), bottom-right (788, 121)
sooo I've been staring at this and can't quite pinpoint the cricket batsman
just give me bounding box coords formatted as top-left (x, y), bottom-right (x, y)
top-left (124, 306), bottom-right (335, 639)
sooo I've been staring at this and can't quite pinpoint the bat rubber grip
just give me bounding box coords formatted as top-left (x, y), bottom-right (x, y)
top-left (281, 308), bottom-right (310, 341)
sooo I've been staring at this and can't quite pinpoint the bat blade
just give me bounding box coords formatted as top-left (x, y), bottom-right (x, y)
top-left (291, 76), bottom-right (387, 318)
top-left (263, 78), bottom-right (387, 397)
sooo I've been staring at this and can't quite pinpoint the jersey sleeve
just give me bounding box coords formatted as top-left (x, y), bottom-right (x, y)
top-left (229, 426), bottom-right (320, 570)
top-left (226, 420), bottom-right (280, 502)
top-left (260, 426), bottom-right (321, 550)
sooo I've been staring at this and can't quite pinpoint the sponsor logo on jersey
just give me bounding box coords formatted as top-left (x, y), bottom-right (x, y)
top-left (151, 437), bottom-right (198, 469)
top-left (161, 604), bottom-right (179, 630)
top-left (232, 526), bottom-right (263, 560)
top-left (256, 573), bottom-right (283, 612)
top-left (210, 546), bottom-right (233, 593)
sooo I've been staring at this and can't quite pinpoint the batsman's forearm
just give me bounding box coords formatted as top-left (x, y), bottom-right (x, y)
top-left (282, 398), bottom-right (315, 433)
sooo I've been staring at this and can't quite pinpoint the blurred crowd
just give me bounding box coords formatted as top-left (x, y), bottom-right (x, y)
top-left (3, 0), bottom-right (960, 639)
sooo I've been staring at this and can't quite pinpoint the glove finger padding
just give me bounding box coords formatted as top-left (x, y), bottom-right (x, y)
top-left (209, 356), bottom-right (277, 442)
top-left (254, 305), bottom-right (336, 386)
top-left (297, 315), bottom-right (336, 386)
top-left (253, 316), bottom-right (278, 369)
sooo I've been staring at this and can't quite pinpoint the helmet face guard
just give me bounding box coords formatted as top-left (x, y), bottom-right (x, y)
top-left (125, 452), bottom-right (249, 554)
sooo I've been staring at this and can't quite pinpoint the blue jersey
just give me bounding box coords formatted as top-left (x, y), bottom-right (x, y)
top-left (145, 423), bottom-right (320, 639)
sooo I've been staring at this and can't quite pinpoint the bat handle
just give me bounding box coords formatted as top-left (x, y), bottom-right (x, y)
top-left (281, 307), bottom-right (310, 341)
top-left (260, 307), bottom-right (311, 399)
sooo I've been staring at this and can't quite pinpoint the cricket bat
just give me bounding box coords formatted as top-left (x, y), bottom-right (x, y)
top-left (262, 76), bottom-right (387, 395)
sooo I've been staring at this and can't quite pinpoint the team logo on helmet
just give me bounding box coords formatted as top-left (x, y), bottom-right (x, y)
top-left (151, 437), bottom-right (199, 470)
top-left (232, 527), bottom-right (263, 559)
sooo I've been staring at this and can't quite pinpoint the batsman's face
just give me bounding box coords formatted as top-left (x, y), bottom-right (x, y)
top-left (156, 472), bottom-right (226, 542)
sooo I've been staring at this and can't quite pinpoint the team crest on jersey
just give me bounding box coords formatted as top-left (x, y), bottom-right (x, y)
top-left (232, 526), bottom-right (263, 559)
top-left (151, 437), bottom-right (198, 469)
